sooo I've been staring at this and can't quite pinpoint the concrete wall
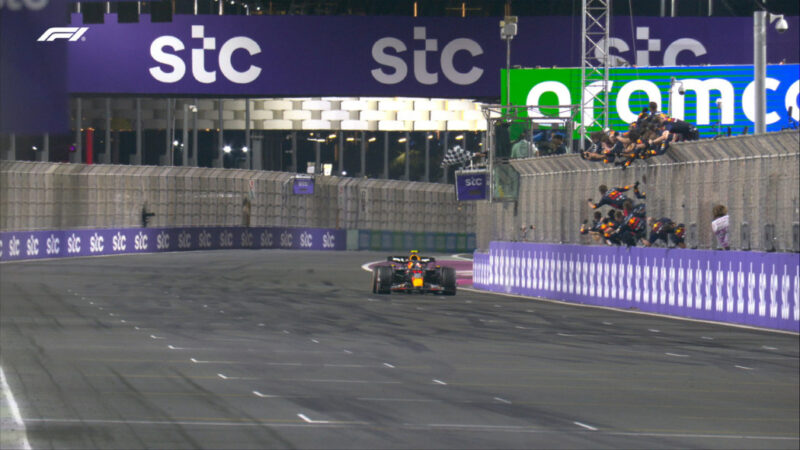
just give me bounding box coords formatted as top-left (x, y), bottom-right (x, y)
top-left (0, 163), bottom-right (476, 234)
top-left (477, 131), bottom-right (800, 252)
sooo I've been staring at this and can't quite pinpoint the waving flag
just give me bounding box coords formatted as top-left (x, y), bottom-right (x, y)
top-left (440, 145), bottom-right (474, 168)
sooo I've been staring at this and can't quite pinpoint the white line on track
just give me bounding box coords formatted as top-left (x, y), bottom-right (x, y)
top-left (574, 421), bottom-right (598, 431)
top-left (311, 339), bottom-right (319, 344)
top-left (253, 391), bottom-right (277, 398)
top-left (761, 345), bottom-right (777, 350)
top-left (343, 350), bottom-right (353, 354)
top-left (383, 363), bottom-right (395, 368)
top-left (297, 413), bottom-right (330, 424)
top-left (648, 329), bottom-right (660, 333)
top-left (449, 254), bottom-right (474, 261)
top-left (665, 352), bottom-right (689, 358)
top-left (702, 336), bottom-right (714, 340)
top-left (735, 365), bottom-right (754, 370)
top-left (14, 418), bottom-right (799, 439)
top-left (0, 366), bottom-right (32, 450)
top-left (494, 397), bottom-right (512, 404)
top-left (150, 334), bottom-right (164, 339)
top-left (557, 333), bottom-right (574, 337)
top-left (167, 345), bottom-right (183, 350)
top-left (432, 379), bottom-right (447, 385)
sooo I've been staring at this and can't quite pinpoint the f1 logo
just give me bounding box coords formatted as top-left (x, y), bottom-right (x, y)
top-left (37, 27), bottom-right (88, 42)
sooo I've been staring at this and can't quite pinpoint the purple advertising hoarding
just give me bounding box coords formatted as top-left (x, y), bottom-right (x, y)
top-left (0, 226), bottom-right (346, 263)
top-left (455, 170), bottom-right (488, 201)
top-left (293, 176), bottom-right (315, 195)
top-left (63, 14), bottom-right (799, 98)
top-left (473, 242), bottom-right (800, 332)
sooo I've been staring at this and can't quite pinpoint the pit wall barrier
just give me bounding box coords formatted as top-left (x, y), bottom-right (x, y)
top-left (0, 162), bottom-right (476, 234)
top-left (0, 227), bottom-right (476, 262)
top-left (477, 131), bottom-right (799, 252)
top-left (473, 242), bottom-right (799, 333)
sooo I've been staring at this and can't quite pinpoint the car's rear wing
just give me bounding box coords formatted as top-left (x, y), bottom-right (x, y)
top-left (387, 256), bottom-right (436, 263)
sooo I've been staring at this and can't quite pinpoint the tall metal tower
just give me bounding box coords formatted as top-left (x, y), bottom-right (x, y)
top-left (580, 0), bottom-right (611, 148)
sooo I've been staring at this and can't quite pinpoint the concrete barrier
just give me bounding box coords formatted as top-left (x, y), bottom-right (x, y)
top-left (477, 131), bottom-right (800, 252)
top-left (0, 162), bottom-right (476, 235)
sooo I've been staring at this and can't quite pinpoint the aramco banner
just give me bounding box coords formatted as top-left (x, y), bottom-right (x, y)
top-left (62, 14), bottom-right (799, 98)
top-left (502, 64), bottom-right (800, 138)
top-left (455, 170), bottom-right (488, 201)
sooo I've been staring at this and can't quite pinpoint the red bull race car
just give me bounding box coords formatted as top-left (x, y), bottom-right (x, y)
top-left (372, 251), bottom-right (457, 295)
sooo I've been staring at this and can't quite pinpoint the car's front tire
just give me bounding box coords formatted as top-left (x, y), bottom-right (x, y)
top-left (440, 266), bottom-right (457, 295)
top-left (374, 266), bottom-right (393, 294)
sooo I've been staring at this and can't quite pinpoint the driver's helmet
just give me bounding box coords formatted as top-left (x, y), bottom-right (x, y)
top-left (408, 250), bottom-right (421, 268)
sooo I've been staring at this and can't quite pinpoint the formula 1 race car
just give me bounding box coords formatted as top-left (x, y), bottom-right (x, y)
top-left (372, 251), bottom-right (457, 295)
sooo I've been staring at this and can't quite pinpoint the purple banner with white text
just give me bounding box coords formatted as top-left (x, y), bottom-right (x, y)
top-left (455, 171), bottom-right (488, 201)
top-left (0, 226), bottom-right (346, 262)
top-left (63, 15), bottom-right (799, 97)
top-left (473, 242), bottom-right (800, 332)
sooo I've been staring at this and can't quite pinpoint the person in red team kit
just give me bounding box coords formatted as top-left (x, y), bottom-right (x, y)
top-left (646, 217), bottom-right (687, 249)
top-left (587, 181), bottom-right (646, 210)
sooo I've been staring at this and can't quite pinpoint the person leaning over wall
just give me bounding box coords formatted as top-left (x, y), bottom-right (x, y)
top-left (711, 204), bottom-right (730, 250)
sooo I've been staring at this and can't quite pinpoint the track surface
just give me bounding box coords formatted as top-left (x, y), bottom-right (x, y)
top-left (1, 250), bottom-right (798, 449)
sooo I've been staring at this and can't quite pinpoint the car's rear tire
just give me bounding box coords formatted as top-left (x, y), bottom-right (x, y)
top-left (440, 266), bottom-right (456, 295)
top-left (375, 266), bottom-right (393, 294)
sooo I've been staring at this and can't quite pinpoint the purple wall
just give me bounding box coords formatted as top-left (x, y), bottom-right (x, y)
top-left (0, 226), bottom-right (346, 262)
top-left (474, 242), bottom-right (799, 332)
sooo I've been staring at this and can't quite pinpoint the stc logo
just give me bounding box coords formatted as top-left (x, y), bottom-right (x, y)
top-left (150, 25), bottom-right (262, 84)
top-left (371, 27), bottom-right (483, 86)
top-left (602, 26), bottom-right (706, 67)
top-left (463, 177), bottom-right (483, 187)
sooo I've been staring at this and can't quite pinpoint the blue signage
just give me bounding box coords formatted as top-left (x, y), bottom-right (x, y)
top-left (455, 171), bottom-right (488, 201)
top-left (293, 176), bottom-right (315, 195)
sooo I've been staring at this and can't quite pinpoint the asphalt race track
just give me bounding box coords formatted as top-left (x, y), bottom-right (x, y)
top-left (1, 250), bottom-right (798, 449)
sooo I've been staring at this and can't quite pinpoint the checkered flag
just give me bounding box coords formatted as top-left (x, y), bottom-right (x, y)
top-left (440, 145), bottom-right (473, 168)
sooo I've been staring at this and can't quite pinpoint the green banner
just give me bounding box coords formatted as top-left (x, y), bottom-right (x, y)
top-left (501, 64), bottom-right (800, 138)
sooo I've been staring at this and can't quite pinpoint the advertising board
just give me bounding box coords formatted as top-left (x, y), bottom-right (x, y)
top-left (454, 170), bottom-right (488, 201)
top-left (292, 176), bottom-right (315, 195)
top-left (473, 242), bottom-right (799, 332)
top-left (502, 65), bottom-right (800, 137)
top-left (63, 15), bottom-right (798, 98)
